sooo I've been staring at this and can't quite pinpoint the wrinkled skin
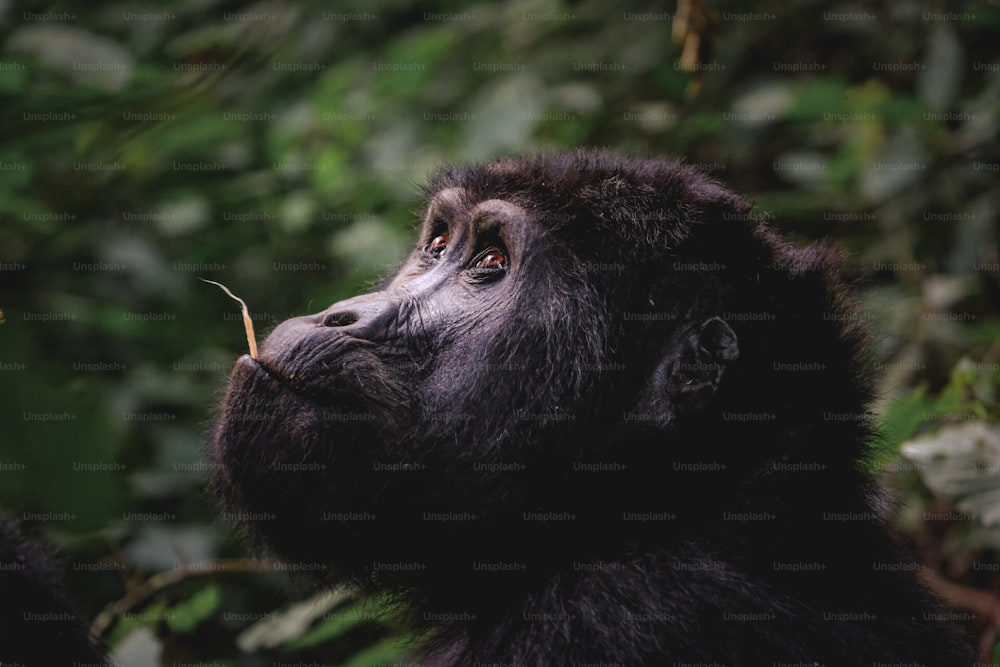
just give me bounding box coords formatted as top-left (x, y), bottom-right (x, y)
top-left (212, 152), bottom-right (973, 666)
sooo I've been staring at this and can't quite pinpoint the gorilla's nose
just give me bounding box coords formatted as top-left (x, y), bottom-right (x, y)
top-left (320, 292), bottom-right (399, 341)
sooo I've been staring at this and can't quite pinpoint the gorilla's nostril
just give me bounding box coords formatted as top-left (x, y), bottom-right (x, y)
top-left (323, 311), bottom-right (359, 327)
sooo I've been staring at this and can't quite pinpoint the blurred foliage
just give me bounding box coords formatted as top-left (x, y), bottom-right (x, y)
top-left (871, 360), bottom-right (997, 472)
top-left (1, 0), bottom-right (999, 663)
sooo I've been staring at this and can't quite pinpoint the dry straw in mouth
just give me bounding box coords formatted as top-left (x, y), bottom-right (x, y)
top-left (200, 278), bottom-right (258, 359)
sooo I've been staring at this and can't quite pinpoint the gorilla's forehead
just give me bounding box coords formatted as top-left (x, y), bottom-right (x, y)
top-left (426, 187), bottom-right (531, 229)
top-left (424, 152), bottom-right (755, 257)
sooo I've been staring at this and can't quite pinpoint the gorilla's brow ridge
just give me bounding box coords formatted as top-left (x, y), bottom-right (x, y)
top-left (424, 187), bottom-right (527, 238)
top-left (469, 199), bottom-right (525, 235)
top-left (424, 187), bottom-right (465, 224)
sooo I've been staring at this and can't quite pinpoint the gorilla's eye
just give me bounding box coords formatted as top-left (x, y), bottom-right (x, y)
top-left (473, 248), bottom-right (508, 270)
top-left (425, 234), bottom-right (449, 258)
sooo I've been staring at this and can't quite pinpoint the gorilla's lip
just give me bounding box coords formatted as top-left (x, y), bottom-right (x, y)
top-left (237, 353), bottom-right (268, 377)
top-left (234, 354), bottom-right (367, 408)
top-left (235, 354), bottom-right (312, 401)
top-left (235, 353), bottom-right (274, 382)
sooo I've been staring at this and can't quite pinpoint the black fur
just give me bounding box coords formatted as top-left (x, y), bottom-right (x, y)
top-left (0, 515), bottom-right (106, 665)
top-left (211, 151), bottom-right (974, 665)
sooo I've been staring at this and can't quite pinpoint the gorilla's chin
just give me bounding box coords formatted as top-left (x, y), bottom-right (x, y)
top-left (210, 354), bottom-right (306, 464)
top-left (209, 354), bottom-right (392, 565)
top-left (210, 354), bottom-right (319, 501)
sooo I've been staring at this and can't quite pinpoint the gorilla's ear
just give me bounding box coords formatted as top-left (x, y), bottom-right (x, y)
top-left (636, 317), bottom-right (739, 428)
top-left (668, 317), bottom-right (739, 411)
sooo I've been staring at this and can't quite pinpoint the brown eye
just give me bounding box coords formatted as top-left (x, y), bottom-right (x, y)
top-left (426, 233), bottom-right (449, 258)
top-left (474, 248), bottom-right (507, 270)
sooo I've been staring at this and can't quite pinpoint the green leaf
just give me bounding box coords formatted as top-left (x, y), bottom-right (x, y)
top-left (107, 602), bottom-right (167, 647)
top-left (787, 79), bottom-right (848, 122)
top-left (284, 602), bottom-right (373, 649)
top-left (932, 384), bottom-right (964, 415)
top-left (166, 584), bottom-right (221, 633)
top-left (0, 63), bottom-right (28, 94)
top-left (927, 363), bottom-right (976, 418)
top-left (286, 592), bottom-right (400, 650)
top-left (871, 385), bottom-right (929, 470)
top-left (340, 636), bottom-right (417, 667)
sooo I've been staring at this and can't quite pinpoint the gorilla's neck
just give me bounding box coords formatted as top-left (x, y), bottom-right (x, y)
top-left (409, 415), bottom-right (876, 621)
top-left (416, 434), bottom-right (944, 666)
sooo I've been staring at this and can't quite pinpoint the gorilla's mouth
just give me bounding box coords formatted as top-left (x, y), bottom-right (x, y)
top-left (238, 353), bottom-right (274, 382)
top-left (234, 353), bottom-right (363, 409)
top-left (225, 355), bottom-right (308, 408)
top-left (236, 354), bottom-right (311, 401)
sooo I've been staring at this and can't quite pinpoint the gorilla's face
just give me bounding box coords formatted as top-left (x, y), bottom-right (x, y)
top-left (221, 188), bottom-right (543, 435)
top-left (211, 181), bottom-right (619, 576)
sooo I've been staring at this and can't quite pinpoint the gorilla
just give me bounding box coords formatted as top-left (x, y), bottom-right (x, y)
top-left (211, 151), bottom-right (974, 665)
top-left (0, 517), bottom-right (107, 664)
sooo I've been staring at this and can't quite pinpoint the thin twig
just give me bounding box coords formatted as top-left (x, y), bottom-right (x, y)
top-left (90, 558), bottom-right (278, 638)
